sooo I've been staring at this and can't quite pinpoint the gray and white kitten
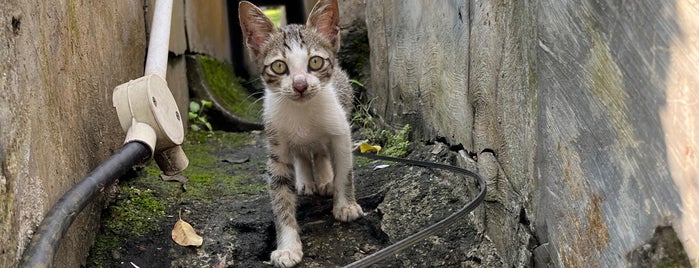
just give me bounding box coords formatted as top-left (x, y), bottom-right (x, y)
top-left (239, 0), bottom-right (363, 267)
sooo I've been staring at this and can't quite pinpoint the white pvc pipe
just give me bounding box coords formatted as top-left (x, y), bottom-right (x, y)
top-left (144, 0), bottom-right (173, 78)
top-left (142, 0), bottom-right (189, 174)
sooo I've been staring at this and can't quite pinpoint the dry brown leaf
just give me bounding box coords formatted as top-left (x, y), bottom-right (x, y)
top-left (171, 212), bottom-right (203, 247)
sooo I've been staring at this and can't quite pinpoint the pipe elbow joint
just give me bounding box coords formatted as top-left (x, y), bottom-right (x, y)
top-left (125, 121), bottom-right (158, 152)
top-left (113, 74), bottom-right (188, 174)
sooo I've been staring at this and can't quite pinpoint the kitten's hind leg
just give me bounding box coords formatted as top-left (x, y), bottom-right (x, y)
top-left (314, 149), bottom-right (334, 197)
top-left (294, 153), bottom-right (316, 196)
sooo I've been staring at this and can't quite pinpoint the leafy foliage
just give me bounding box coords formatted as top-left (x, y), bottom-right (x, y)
top-left (188, 100), bottom-right (213, 132)
top-left (352, 97), bottom-right (411, 157)
top-left (379, 124), bottom-right (411, 157)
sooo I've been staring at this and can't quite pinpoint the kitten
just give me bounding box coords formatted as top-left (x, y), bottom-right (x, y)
top-left (239, 0), bottom-right (363, 267)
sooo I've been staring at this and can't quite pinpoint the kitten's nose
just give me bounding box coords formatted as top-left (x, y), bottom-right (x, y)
top-left (293, 79), bottom-right (308, 94)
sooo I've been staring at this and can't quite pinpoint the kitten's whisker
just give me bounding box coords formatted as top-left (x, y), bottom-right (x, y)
top-left (244, 95), bottom-right (265, 118)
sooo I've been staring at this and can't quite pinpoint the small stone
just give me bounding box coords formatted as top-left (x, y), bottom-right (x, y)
top-left (110, 250), bottom-right (121, 260)
top-left (431, 142), bottom-right (446, 155)
top-left (222, 156), bottom-right (250, 164)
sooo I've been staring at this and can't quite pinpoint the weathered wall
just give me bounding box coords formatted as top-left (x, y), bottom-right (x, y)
top-left (536, 1), bottom-right (698, 266)
top-left (337, 0), bottom-right (369, 86)
top-left (0, 1), bottom-right (147, 267)
top-left (185, 0), bottom-right (231, 61)
top-left (367, 0), bottom-right (698, 266)
top-left (368, 1), bottom-right (536, 266)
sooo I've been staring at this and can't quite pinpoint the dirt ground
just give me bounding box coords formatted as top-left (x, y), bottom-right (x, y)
top-left (85, 130), bottom-right (491, 267)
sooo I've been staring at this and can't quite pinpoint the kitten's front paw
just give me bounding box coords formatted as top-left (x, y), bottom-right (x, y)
top-left (316, 181), bottom-right (334, 197)
top-left (296, 182), bottom-right (316, 196)
top-left (270, 249), bottom-right (303, 268)
top-left (332, 202), bottom-right (364, 222)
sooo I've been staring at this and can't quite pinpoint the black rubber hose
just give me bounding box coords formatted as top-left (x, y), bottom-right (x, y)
top-left (19, 141), bottom-right (151, 268)
top-left (345, 152), bottom-right (487, 268)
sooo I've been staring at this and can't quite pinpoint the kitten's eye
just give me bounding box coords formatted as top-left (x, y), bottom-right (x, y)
top-left (308, 56), bottom-right (324, 71)
top-left (270, 60), bottom-right (287, 75)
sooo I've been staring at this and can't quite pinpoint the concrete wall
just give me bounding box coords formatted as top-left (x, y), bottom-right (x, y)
top-left (0, 0), bottom-right (146, 267)
top-left (367, 0), bottom-right (698, 266)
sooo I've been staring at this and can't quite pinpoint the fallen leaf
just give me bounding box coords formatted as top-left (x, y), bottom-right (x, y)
top-left (172, 211), bottom-right (203, 247)
top-left (359, 142), bottom-right (381, 153)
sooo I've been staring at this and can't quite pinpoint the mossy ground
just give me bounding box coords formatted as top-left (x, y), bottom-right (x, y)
top-left (85, 127), bottom-right (475, 267)
top-left (87, 186), bottom-right (165, 268)
top-left (86, 131), bottom-right (268, 267)
top-left (140, 131), bottom-right (267, 201)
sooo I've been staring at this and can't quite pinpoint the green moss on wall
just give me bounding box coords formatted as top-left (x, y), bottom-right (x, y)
top-left (67, 1), bottom-right (80, 44)
top-left (583, 14), bottom-right (639, 151)
top-left (198, 55), bottom-right (262, 123)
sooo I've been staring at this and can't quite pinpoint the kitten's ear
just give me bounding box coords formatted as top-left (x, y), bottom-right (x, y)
top-left (306, 0), bottom-right (341, 52)
top-left (239, 1), bottom-right (277, 56)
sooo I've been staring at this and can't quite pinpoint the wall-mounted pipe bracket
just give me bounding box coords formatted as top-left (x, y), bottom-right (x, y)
top-left (113, 73), bottom-right (188, 175)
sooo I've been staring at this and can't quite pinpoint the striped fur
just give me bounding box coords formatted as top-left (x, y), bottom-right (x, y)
top-left (239, 0), bottom-right (362, 267)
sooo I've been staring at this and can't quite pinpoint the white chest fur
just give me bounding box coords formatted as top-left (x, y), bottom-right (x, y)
top-left (264, 87), bottom-right (349, 146)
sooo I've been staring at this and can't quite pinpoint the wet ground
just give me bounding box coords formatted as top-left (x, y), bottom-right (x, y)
top-left (86, 130), bottom-right (491, 267)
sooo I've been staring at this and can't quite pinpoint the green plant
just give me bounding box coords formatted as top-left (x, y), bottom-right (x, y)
top-left (375, 124), bottom-right (411, 157)
top-left (348, 79), bottom-right (365, 88)
top-left (351, 97), bottom-right (377, 131)
top-left (351, 97), bottom-right (411, 157)
top-left (188, 100), bottom-right (213, 132)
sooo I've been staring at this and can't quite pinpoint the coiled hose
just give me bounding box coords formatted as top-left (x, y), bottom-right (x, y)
top-left (19, 141), bottom-right (151, 268)
top-left (345, 152), bottom-right (487, 268)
